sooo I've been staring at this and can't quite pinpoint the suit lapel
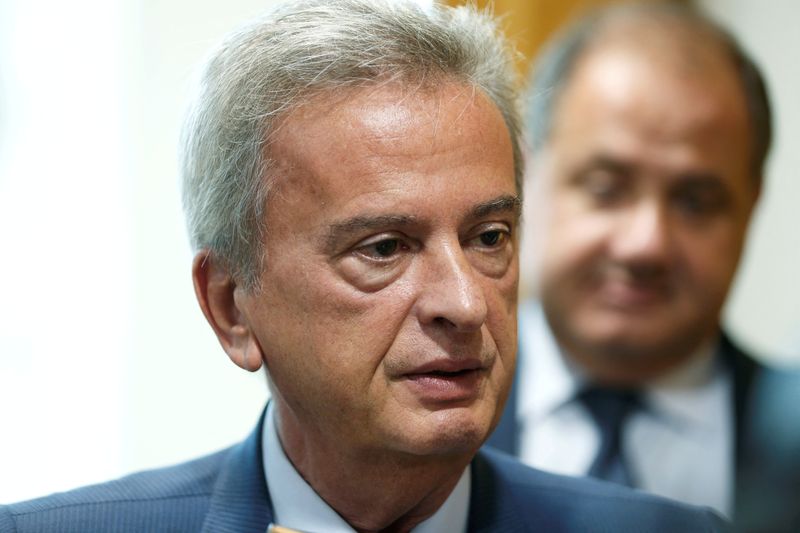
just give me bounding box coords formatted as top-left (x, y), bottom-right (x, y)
top-left (717, 334), bottom-right (759, 481)
top-left (201, 409), bottom-right (274, 532)
top-left (467, 450), bottom-right (528, 532)
top-left (717, 332), bottom-right (763, 523)
top-left (199, 408), bottom-right (529, 532)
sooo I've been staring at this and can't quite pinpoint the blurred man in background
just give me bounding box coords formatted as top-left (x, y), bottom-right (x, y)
top-left (488, 3), bottom-right (800, 531)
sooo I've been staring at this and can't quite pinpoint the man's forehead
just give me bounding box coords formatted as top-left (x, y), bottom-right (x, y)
top-left (555, 47), bottom-right (750, 149)
top-left (569, 44), bottom-right (739, 102)
top-left (256, 78), bottom-right (516, 242)
top-left (266, 81), bottom-right (510, 190)
top-left (582, 12), bottom-right (734, 73)
top-left (273, 81), bottom-right (484, 146)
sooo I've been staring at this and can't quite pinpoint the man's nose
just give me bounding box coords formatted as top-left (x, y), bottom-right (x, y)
top-left (416, 241), bottom-right (488, 332)
top-left (610, 200), bottom-right (673, 263)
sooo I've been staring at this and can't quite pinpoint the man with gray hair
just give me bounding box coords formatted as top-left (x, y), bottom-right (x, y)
top-left (488, 3), bottom-right (800, 532)
top-left (1, 1), bottom-right (726, 531)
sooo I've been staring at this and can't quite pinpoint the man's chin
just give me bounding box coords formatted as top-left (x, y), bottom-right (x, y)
top-left (579, 330), bottom-right (678, 359)
top-left (572, 310), bottom-right (687, 353)
top-left (564, 327), bottom-right (704, 384)
top-left (391, 409), bottom-right (491, 458)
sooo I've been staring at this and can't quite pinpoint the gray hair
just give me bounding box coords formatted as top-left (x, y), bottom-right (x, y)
top-left (526, 2), bottom-right (772, 179)
top-left (181, 0), bottom-right (522, 289)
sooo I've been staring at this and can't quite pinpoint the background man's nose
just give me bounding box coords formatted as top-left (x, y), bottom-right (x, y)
top-left (610, 201), bottom-right (673, 266)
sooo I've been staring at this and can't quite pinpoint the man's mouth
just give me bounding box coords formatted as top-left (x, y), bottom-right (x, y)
top-left (406, 367), bottom-right (483, 382)
top-left (406, 358), bottom-right (483, 375)
top-left (401, 360), bottom-right (486, 403)
top-left (424, 369), bottom-right (476, 377)
top-left (592, 267), bottom-right (672, 309)
top-left (599, 280), bottom-right (670, 308)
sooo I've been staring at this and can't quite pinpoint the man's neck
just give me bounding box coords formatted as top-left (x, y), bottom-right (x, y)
top-left (274, 402), bottom-right (472, 533)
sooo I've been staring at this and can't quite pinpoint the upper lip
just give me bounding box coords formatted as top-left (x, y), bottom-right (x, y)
top-left (404, 358), bottom-right (485, 376)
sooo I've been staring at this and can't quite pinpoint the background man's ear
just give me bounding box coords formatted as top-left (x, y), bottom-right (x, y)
top-left (192, 250), bottom-right (264, 372)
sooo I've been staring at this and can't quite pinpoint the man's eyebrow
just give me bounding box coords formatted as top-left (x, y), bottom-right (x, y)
top-left (323, 195), bottom-right (521, 251)
top-left (579, 154), bottom-right (634, 177)
top-left (674, 172), bottom-right (725, 186)
top-left (471, 194), bottom-right (522, 220)
top-left (324, 214), bottom-right (417, 251)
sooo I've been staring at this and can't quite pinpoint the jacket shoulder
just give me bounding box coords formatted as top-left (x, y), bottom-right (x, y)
top-left (475, 447), bottom-right (728, 532)
top-left (0, 448), bottom-right (230, 533)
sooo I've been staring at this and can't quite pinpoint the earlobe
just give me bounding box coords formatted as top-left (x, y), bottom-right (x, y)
top-left (192, 250), bottom-right (264, 372)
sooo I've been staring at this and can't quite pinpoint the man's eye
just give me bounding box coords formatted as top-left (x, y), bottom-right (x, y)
top-left (479, 231), bottom-right (502, 247)
top-left (472, 228), bottom-right (509, 250)
top-left (355, 237), bottom-right (407, 261)
top-left (373, 239), bottom-right (399, 257)
top-left (672, 185), bottom-right (729, 217)
top-left (467, 225), bottom-right (513, 276)
top-left (574, 168), bottom-right (628, 205)
top-left (586, 178), bottom-right (623, 202)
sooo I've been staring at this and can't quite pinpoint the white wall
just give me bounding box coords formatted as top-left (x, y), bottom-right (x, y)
top-left (122, 0), bottom-right (278, 478)
top-left (0, 0), bottom-right (275, 504)
top-left (0, 0), bottom-right (133, 505)
top-left (700, 0), bottom-right (800, 365)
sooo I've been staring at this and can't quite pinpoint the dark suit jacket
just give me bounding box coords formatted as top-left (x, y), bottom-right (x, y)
top-left (488, 332), bottom-right (800, 533)
top-left (0, 408), bottom-right (726, 532)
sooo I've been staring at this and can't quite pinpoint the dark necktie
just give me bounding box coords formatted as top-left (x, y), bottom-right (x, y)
top-left (578, 387), bottom-right (640, 487)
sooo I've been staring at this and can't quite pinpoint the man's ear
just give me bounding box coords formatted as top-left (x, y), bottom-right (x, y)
top-left (192, 250), bottom-right (264, 372)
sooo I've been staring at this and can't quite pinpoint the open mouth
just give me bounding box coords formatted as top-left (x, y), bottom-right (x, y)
top-left (425, 369), bottom-right (475, 377)
top-left (405, 367), bottom-right (483, 382)
top-left (403, 367), bottom-right (485, 403)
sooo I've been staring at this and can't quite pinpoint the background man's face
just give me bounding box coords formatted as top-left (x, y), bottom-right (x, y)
top-left (533, 45), bottom-right (759, 381)
top-left (237, 82), bottom-right (519, 457)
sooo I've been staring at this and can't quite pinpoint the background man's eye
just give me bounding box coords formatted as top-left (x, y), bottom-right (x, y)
top-left (480, 231), bottom-right (501, 246)
top-left (673, 187), bottom-right (728, 217)
top-left (575, 168), bottom-right (627, 205)
top-left (677, 195), bottom-right (706, 214)
top-left (374, 239), bottom-right (399, 257)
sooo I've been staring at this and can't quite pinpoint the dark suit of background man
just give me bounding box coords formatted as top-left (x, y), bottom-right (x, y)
top-left (0, 1), bottom-right (727, 531)
top-left (487, 3), bottom-right (800, 532)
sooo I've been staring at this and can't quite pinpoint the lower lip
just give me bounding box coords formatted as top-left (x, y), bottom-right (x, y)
top-left (402, 369), bottom-right (484, 404)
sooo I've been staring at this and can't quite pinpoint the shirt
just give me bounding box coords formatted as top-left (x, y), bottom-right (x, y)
top-left (262, 403), bottom-right (470, 532)
top-left (517, 302), bottom-right (734, 517)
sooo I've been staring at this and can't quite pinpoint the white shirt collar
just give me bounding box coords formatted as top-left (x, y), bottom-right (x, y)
top-left (519, 301), bottom-right (723, 427)
top-left (646, 339), bottom-right (723, 429)
top-left (517, 302), bottom-right (734, 515)
top-left (262, 403), bottom-right (471, 533)
top-left (518, 301), bottom-right (583, 425)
